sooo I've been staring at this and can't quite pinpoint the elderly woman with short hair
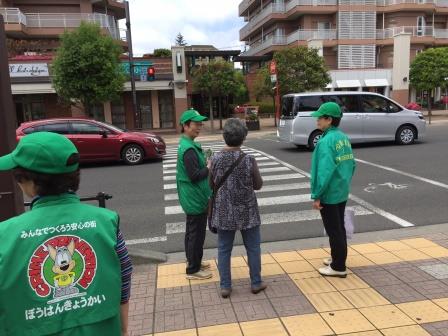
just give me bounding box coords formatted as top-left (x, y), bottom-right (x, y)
top-left (209, 118), bottom-right (266, 298)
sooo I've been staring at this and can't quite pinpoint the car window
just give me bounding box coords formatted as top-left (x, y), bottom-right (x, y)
top-left (281, 96), bottom-right (295, 117)
top-left (322, 95), bottom-right (359, 113)
top-left (361, 95), bottom-right (389, 113)
top-left (71, 122), bottom-right (104, 134)
top-left (36, 123), bottom-right (71, 134)
top-left (297, 96), bottom-right (324, 112)
top-left (388, 100), bottom-right (402, 113)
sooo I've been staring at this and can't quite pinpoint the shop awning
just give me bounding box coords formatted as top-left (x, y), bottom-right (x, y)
top-left (364, 79), bottom-right (389, 87)
top-left (336, 80), bottom-right (361, 88)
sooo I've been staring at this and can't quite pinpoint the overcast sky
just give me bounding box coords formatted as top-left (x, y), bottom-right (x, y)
top-left (124, 0), bottom-right (246, 56)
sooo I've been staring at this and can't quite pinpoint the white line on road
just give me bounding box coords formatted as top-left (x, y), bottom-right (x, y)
top-left (163, 175), bottom-right (176, 181)
top-left (356, 158), bottom-right (448, 190)
top-left (163, 163), bottom-right (176, 168)
top-left (126, 236), bottom-right (167, 245)
top-left (257, 162), bottom-right (281, 167)
top-left (263, 173), bottom-right (305, 181)
top-left (259, 166), bottom-right (291, 173)
top-left (164, 183), bottom-right (177, 190)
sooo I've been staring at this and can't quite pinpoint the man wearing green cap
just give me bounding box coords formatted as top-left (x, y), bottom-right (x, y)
top-left (0, 132), bottom-right (132, 336)
top-left (310, 102), bottom-right (356, 278)
top-left (176, 108), bottom-right (213, 280)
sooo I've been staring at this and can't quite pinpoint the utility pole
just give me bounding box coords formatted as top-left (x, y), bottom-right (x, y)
top-left (125, 0), bottom-right (140, 129)
top-left (0, 16), bottom-right (24, 221)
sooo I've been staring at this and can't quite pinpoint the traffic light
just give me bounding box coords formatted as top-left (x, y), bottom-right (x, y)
top-left (147, 66), bottom-right (155, 81)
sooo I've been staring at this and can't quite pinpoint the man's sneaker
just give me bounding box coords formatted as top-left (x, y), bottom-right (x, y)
top-left (186, 270), bottom-right (213, 280)
top-left (323, 258), bottom-right (332, 266)
top-left (221, 288), bottom-right (232, 298)
top-left (251, 282), bottom-right (267, 294)
top-left (200, 261), bottom-right (211, 270)
top-left (318, 266), bottom-right (347, 278)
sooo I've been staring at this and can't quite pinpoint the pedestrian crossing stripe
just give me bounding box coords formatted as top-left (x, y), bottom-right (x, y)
top-left (162, 166), bottom-right (291, 175)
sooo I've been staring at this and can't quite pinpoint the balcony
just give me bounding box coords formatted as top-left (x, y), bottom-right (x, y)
top-left (0, 8), bottom-right (125, 41)
top-left (376, 26), bottom-right (448, 39)
top-left (287, 29), bottom-right (337, 43)
top-left (239, 0), bottom-right (255, 16)
top-left (286, 0), bottom-right (338, 11)
top-left (241, 35), bottom-right (287, 56)
top-left (377, 0), bottom-right (448, 6)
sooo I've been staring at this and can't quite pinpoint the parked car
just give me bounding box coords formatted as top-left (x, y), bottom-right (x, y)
top-left (16, 118), bottom-right (166, 165)
top-left (278, 92), bottom-right (426, 150)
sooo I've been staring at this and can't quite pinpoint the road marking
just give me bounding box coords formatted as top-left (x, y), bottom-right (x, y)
top-left (356, 158), bottom-right (448, 190)
top-left (126, 236), bottom-right (167, 245)
top-left (164, 183), bottom-right (177, 190)
top-left (364, 182), bottom-right (408, 193)
top-left (257, 162), bottom-right (281, 167)
top-left (163, 159), bottom-right (177, 164)
top-left (163, 175), bottom-right (176, 181)
top-left (163, 163), bottom-right (176, 168)
top-left (259, 166), bottom-right (291, 173)
top-left (164, 169), bottom-right (177, 174)
top-left (263, 173), bottom-right (305, 181)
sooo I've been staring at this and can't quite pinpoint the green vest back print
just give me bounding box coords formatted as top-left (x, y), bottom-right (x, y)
top-left (0, 194), bottom-right (122, 336)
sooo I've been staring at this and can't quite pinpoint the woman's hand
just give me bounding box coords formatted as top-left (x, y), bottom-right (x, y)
top-left (207, 159), bottom-right (212, 170)
top-left (312, 199), bottom-right (323, 210)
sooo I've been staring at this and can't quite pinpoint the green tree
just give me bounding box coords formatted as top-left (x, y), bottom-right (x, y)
top-left (175, 33), bottom-right (187, 46)
top-left (153, 48), bottom-right (172, 57)
top-left (253, 66), bottom-right (274, 101)
top-left (52, 22), bottom-right (125, 117)
top-left (410, 47), bottom-right (448, 124)
top-left (192, 60), bottom-right (247, 130)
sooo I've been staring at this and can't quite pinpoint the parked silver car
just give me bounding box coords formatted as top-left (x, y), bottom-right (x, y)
top-left (277, 91), bottom-right (426, 150)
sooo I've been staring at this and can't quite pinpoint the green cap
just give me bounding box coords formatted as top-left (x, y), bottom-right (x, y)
top-left (180, 108), bottom-right (208, 125)
top-left (0, 132), bottom-right (79, 174)
top-left (311, 102), bottom-right (342, 118)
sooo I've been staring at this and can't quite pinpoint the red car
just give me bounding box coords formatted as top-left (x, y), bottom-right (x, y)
top-left (16, 118), bottom-right (166, 165)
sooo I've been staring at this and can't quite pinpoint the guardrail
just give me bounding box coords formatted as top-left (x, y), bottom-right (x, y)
top-left (0, 7), bottom-right (27, 25)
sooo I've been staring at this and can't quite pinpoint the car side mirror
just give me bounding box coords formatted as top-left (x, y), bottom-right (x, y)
top-left (100, 130), bottom-right (108, 138)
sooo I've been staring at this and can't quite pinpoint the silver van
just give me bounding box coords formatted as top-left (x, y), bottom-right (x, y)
top-left (277, 92), bottom-right (426, 149)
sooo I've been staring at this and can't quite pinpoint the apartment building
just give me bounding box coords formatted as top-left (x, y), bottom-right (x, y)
top-left (1, 1), bottom-right (188, 131)
top-left (238, 0), bottom-right (448, 105)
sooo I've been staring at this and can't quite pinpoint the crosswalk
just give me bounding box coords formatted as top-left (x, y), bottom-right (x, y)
top-left (160, 142), bottom-right (375, 238)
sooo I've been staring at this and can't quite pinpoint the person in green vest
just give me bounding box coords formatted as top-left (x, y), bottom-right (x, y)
top-left (177, 108), bottom-right (213, 280)
top-left (310, 102), bottom-right (356, 278)
top-left (0, 132), bottom-right (132, 336)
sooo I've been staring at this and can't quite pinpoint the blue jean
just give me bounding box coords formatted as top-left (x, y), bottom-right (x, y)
top-left (217, 225), bottom-right (262, 289)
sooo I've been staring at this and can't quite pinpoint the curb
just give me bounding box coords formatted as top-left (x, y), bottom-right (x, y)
top-left (128, 247), bottom-right (167, 265)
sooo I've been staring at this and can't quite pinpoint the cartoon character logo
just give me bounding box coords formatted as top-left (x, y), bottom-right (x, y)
top-left (28, 235), bottom-right (97, 303)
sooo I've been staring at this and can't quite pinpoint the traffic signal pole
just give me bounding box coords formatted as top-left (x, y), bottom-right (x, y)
top-left (0, 16), bottom-right (24, 221)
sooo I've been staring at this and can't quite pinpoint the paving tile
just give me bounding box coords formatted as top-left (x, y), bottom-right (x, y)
top-left (306, 258), bottom-right (327, 270)
top-left (231, 266), bottom-right (250, 279)
top-left (244, 254), bottom-right (276, 265)
top-left (270, 295), bottom-right (316, 317)
top-left (376, 241), bottom-right (414, 252)
top-left (392, 249), bottom-right (432, 262)
top-left (157, 274), bottom-right (190, 289)
top-left (191, 283), bottom-right (229, 306)
top-left (421, 321), bottom-right (448, 336)
top-left (260, 263), bottom-right (285, 276)
top-left (351, 243), bottom-right (386, 254)
top-left (347, 255), bottom-right (375, 268)
top-left (281, 313), bottom-right (334, 336)
top-left (433, 298), bottom-right (448, 312)
top-left (341, 288), bottom-right (390, 308)
top-left (352, 267), bottom-right (402, 287)
top-left (306, 291), bottom-right (354, 312)
top-left (230, 256), bottom-right (248, 267)
top-left (325, 246), bottom-right (359, 256)
top-left (229, 284), bottom-right (267, 303)
top-left (289, 271), bottom-right (321, 280)
top-left (364, 251), bottom-right (402, 265)
top-left (158, 263), bottom-right (186, 276)
top-left (401, 238), bottom-right (439, 249)
top-left (321, 309), bottom-right (376, 334)
top-left (232, 299), bottom-right (277, 322)
top-left (194, 303), bottom-right (237, 327)
top-left (383, 264), bottom-right (435, 283)
top-left (264, 279), bottom-right (302, 299)
top-left (396, 300), bottom-right (448, 324)
top-left (409, 280), bottom-right (448, 300)
top-left (155, 289), bottom-right (193, 312)
top-left (154, 329), bottom-right (197, 336)
top-left (197, 323), bottom-right (243, 336)
top-left (154, 309), bottom-right (196, 333)
top-left (293, 277), bottom-right (336, 294)
top-left (419, 264), bottom-right (448, 280)
top-left (436, 240), bottom-right (448, 249)
top-left (422, 233), bottom-right (448, 242)
top-left (418, 246), bottom-right (448, 259)
top-left (271, 251), bottom-right (304, 262)
top-left (298, 248), bottom-right (331, 260)
top-left (325, 274), bottom-right (369, 291)
top-left (373, 283), bottom-right (426, 304)
top-left (341, 332), bottom-right (382, 336)
top-left (240, 318), bottom-right (288, 336)
top-left (188, 269), bottom-right (220, 286)
top-left (380, 325), bottom-right (431, 336)
top-left (359, 304), bottom-right (416, 329)
top-left (279, 260), bottom-right (314, 273)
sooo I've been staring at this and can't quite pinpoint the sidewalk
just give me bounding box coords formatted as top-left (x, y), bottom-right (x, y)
top-left (128, 224), bottom-right (448, 336)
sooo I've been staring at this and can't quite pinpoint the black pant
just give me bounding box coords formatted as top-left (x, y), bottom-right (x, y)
top-left (320, 201), bottom-right (347, 272)
top-left (185, 213), bottom-right (207, 274)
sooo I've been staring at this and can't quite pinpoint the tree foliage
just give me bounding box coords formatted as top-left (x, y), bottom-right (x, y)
top-left (52, 22), bottom-right (125, 115)
top-left (153, 48), bottom-right (172, 57)
top-left (253, 66), bottom-right (274, 101)
top-left (175, 33), bottom-right (187, 46)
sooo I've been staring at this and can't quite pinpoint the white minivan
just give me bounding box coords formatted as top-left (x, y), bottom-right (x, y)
top-left (277, 91), bottom-right (426, 149)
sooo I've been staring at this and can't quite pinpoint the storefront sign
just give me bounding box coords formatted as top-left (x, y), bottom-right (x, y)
top-left (9, 63), bottom-right (49, 77)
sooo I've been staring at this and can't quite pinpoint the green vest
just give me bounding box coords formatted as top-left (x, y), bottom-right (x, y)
top-left (311, 126), bottom-right (356, 204)
top-left (0, 194), bottom-right (122, 336)
top-left (176, 135), bottom-right (212, 215)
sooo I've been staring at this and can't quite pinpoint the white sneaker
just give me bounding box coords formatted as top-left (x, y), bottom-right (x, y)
top-left (185, 260), bottom-right (211, 270)
top-left (323, 258), bottom-right (332, 266)
top-left (318, 266), bottom-right (347, 278)
top-left (186, 270), bottom-right (213, 280)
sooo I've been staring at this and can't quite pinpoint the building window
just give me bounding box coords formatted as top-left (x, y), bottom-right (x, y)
top-left (417, 16), bottom-right (426, 36)
top-left (318, 22), bottom-right (331, 30)
top-left (111, 97), bottom-right (126, 129)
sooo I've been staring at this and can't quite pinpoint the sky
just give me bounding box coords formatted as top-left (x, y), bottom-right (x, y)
top-left (124, 0), bottom-right (246, 56)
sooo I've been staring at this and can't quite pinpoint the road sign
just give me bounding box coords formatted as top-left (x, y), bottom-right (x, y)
top-left (269, 60), bottom-right (277, 75)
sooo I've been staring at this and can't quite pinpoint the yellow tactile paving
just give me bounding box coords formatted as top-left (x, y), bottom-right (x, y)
top-left (306, 258), bottom-right (326, 270)
top-left (342, 331), bottom-right (383, 336)
top-left (364, 251), bottom-right (402, 265)
top-left (380, 325), bottom-right (431, 336)
top-left (298, 248), bottom-right (331, 260)
top-left (325, 274), bottom-right (369, 291)
top-left (417, 246), bottom-right (448, 258)
top-left (279, 260), bottom-right (314, 273)
top-left (231, 266), bottom-right (250, 279)
top-left (254, 253), bottom-right (277, 264)
top-left (281, 313), bottom-right (333, 336)
top-left (359, 305), bottom-right (415, 329)
top-left (396, 300), bottom-right (448, 324)
top-left (158, 263), bottom-right (187, 276)
top-left (260, 263), bottom-right (285, 276)
top-left (271, 251), bottom-right (304, 262)
top-left (351, 243), bottom-right (386, 254)
top-left (306, 291), bottom-right (354, 312)
top-left (321, 309), bottom-right (375, 334)
top-left (289, 271), bottom-right (321, 280)
top-left (346, 255), bottom-right (375, 267)
top-left (157, 274), bottom-right (191, 288)
top-left (198, 323), bottom-right (242, 336)
top-left (391, 249), bottom-right (432, 262)
top-left (154, 329), bottom-right (197, 336)
top-left (294, 277), bottom-right (336, 294)
top-left (433, 298), bottom-right (448, 311)
top-left (230, 256), bottom-right (248, 267)
top-left (324, 246), bottom-right (359, 256)
top-left (341, 288), bottom-right (390, 308)
top-left (240, 318), bottom-right (288, 336)
top-left (189, 269), bottom-right (220, 285)
top-left (376, 241), bottom-right (413, 252)
top-left (401, 238), bottom-right (439, 249)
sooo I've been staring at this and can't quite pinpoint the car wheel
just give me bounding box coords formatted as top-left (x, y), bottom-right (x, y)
top-left (122, 144), bottom-right (144, 165)
top-left (308, 131), bottom-right (323, 150)
top-left (395, 125), bottom-right (416, 145)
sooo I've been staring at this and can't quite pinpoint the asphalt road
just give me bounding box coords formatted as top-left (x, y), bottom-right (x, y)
top-left (78, 122), bottom-right (448, 253)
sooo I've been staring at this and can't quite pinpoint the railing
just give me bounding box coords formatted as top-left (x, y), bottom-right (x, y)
top-left (377, 0), bottom-right (448, 5)
top-left (240, 2), bottom-right (286, 37)
top-left (376, 26), bottom-right (448, 39)
top-left (287, 29), bottom-right (337, 43)
top-left (239, 0), bottom-right (254, 15)
top-left (241, 34), bottom-right (287, 56)
top-left (286, 0), bottom-right (337, 11)
top-left (0, 7), bottom-right (27, 25)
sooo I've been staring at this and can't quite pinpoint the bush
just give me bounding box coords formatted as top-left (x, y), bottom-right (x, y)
top-left (153, 48), bottom-right (172, 57)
